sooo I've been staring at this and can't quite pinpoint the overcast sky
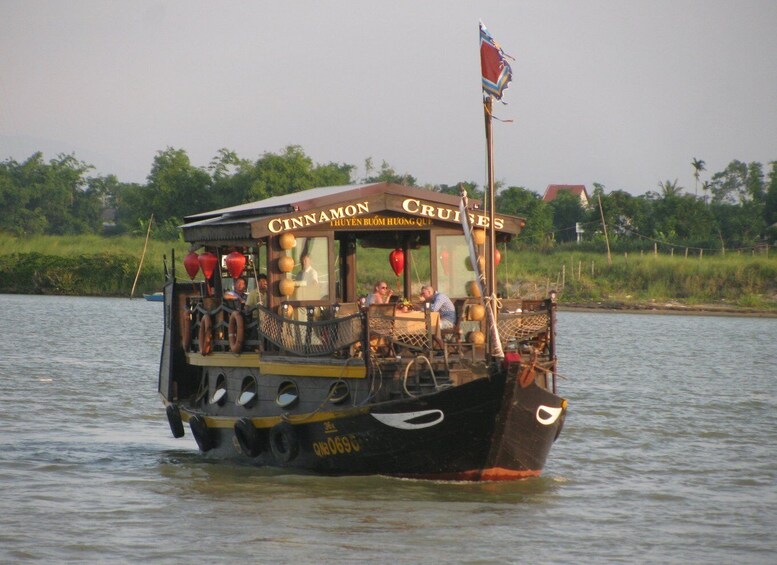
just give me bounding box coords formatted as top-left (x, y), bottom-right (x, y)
top-left (2, 1), bottom-right (776, 196)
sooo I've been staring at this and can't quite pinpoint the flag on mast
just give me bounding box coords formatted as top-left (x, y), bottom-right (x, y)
top-left (480, 21), bottom-right (513, 101)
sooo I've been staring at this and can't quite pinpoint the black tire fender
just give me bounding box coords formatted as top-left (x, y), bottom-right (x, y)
top-left (189, 415), bottom-right (215, 452)
top-left (269, 421), bottom-right (299, 464)
top-left (166, 404), bottom-right (185, 438)
top-left (234, 417), bottom-right (264, 457)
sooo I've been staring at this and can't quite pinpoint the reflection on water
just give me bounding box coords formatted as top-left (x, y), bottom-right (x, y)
top-left (1, 295), bottom-right (776, 564)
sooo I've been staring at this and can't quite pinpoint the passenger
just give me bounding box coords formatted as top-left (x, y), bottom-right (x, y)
top-left (420, 285), bottom-right (455, 329)
top-left (367, 280), bottom-right (393, 305)
top-left (225, 277), bottom-right (247, 302)
top-left (246, 274), bottom-right (267, 308)
top-left (296, 253), bottom-right (319, 286)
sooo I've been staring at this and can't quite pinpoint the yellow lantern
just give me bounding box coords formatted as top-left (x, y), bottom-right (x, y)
top-left (278, 278), bottom-right (295, 297)
top-left (464, 255), bottom-right (485, 272)
top-left (278, 304), bottom-right (294, 318)
top-left (277, 255), bottom-right (295, 273)
top-left (466, 281), bottom-right (482, 297)
top-left (468, 304), bottom-right (486, 321)
top-left (468, 331), bottom-right (485, 345)
top-left (472, 228), bottom-right (486, 246)
top-left (279, 232), bottom-right (296, 250)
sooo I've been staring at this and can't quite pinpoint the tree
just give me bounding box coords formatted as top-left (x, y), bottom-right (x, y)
top-left (0, 152), bottom-right (100, 235)
top-left (363, 159), bottom-right (416, 186)
top-left (549, 190), bottom-right (586, 243)
top-left (657, 179), bottom-right (683, 198)
top-left (764, 161), bottom-right (777, 236)
top-left (691, 158), bottom-right (705, 197)
top-left (148, 147), bottom-right (213, 219)
top-left (247, 145), bottom-right (353, 202)
top-left (496, 186), bottom-right (552, 245)
top-left (709, 160), bottom-right (748, 204)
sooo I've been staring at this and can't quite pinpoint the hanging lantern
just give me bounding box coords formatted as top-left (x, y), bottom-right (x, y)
top-left (278, 255), bottom-right (295, 273)
top-left (472, 228), bottom-right (486, 246)
top-left (278, 278), bottom-right (295, 297)
top-left (183, 252), bottom-right (200, 280)
top-left (198, 252), bottom-right (218, 280)
top-left (389, 248), bottom-right (404, 276)
top-left (279, 232), bottom-right (296, 250)
top-left (439, 248), bottom-right (450, 276)
top-left (465, 255), bottom-right (485, 272)
top-left (466, 280), bottom-right (482, 297)
top-left (494, 248), bottom-right (502, 267)
top-left (468, 330), bottom-right (486, 345)
top-left (225, 251), bottom-right (246, 279)
top-left (468, 304), bottom-right (486, 321)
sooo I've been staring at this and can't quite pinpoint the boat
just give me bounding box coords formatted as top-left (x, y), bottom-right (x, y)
top-left (156, 24), bottom-right (566, 480)
top-left (144, 292), bottom-right (164, 302)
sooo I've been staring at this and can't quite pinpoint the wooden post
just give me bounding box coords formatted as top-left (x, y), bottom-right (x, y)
top-left (597, 194), bottom-right (612, 265)
top-left (131, 214), bottom-right (154, 299)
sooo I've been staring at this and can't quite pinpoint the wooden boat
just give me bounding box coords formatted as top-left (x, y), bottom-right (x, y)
top-left (157, 25), bottom-right (565, 479)
top-left (157, 182), bottom-right (566, 480)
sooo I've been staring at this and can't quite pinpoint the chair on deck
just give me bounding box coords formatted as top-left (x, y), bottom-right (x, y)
top-left (440, 299), bottom-right (478, 362)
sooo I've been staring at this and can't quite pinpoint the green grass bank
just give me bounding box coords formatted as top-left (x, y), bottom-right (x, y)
top-left (2, 235), bottom-right (776, 313)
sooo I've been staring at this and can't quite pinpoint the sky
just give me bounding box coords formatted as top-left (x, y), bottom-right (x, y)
top-left (2, 0), bottom-right (776, 197)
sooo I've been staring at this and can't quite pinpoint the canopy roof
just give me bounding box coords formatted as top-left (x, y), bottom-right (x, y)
top-left (181, 182), bottom-right (524, 243)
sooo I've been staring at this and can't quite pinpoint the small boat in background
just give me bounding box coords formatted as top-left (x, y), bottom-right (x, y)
top-left (143, 292), bottom-right (164, 302)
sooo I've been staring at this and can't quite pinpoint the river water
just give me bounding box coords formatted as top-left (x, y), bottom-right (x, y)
top-left (0, 294), bottom-right (775, 564)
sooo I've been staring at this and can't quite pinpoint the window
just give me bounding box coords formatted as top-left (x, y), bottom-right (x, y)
top-left (283, 236), bottom-right (329, 301)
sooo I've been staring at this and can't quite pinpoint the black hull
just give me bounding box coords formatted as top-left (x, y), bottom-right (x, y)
top-left (177, 367), bottom-right (565, 481)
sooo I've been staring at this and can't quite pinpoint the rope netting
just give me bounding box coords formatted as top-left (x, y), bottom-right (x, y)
top-left (255, 305), bottom-right (363, 357)
top-left (497, 312), bottom-right (550, 343)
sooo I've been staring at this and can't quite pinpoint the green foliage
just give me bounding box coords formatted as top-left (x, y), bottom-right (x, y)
top-left (496, 186), bottom-right (553, 245)
top-left (502, 249), bottom-right (777, 310)
top-left (2, 148), bottom-right (777, 253)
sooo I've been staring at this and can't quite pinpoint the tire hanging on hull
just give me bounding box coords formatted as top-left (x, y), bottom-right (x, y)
top-left (234, 417), bottom-right (265, 457)
top-left (166, 404), bottom-right (185, 438)
top-left (269, 421), bottom-right (299, 464)
top-left (189, 415), bottom-right (215, 452)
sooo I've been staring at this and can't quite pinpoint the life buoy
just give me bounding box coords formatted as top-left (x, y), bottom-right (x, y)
top-left (198, 314), bottom-right (212, 355)
top-left (166, 404), bottom-right (185, 438)
top-left (181, 311), bottom-right (192, 351)
top-left (189, 415), bottom-right (215, 452)
top-left (228, 310), bottom-right (245, 354)
top-left (234, 417), bottom-right (265, 457)
top-left (269, 421), bottom-right (299, 464)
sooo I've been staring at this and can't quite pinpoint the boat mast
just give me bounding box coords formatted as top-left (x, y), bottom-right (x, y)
top-left (483, 95), bottom-right (504, 359)
top-left (479, 21), bottom-right (511, 359)
top-left (483, 96), bottom-right (497, 322)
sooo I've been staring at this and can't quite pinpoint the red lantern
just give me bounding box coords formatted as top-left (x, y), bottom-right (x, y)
top-left (494, 248), bottom-right (502, 267)
top-left (439, 248), bottom-right (451, 276)
top-left (183, 252), bottom-right (200, 280)
top-left (198, 252), bottom-right (218, 280)
top-left (389, 248), bottom-right (404, 276)
top-left (225, 251), bottom-right (246, 279)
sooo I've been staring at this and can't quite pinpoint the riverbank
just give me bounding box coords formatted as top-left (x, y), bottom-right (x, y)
top-left (559, 299), bottom-right (777, 317)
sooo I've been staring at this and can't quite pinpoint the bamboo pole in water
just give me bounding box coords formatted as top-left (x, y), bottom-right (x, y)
top-left (130, 214), bottom-right (154, 299)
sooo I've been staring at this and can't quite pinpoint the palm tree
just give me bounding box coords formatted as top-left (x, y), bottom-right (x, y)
top-left (691, 158), bottom-right (706, 197)
top-left (702, 180), bottom-right (711, 205)
top-left (658, 179), bottom-right (683, 198)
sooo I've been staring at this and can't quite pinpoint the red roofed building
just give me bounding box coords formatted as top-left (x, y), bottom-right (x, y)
top-left (542, 184), bottom-right (590, 207)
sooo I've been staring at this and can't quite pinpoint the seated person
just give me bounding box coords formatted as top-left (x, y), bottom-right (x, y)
top-left (224, 277), bottom-right (247, 302)
top-left (366, 280), bottom-right (393, 305)
top-left (420, 284), bottom-right (456, 329)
